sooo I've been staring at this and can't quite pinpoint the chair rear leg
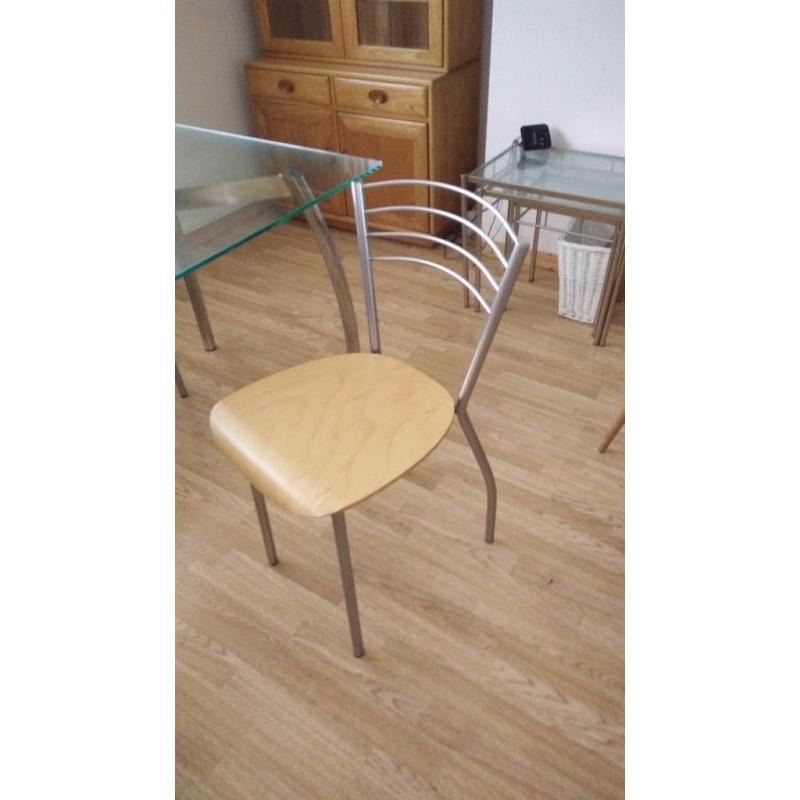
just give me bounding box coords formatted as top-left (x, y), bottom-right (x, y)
top-left (331, 512), bottom-right (365, 658)
top-left (456, 405), bottom-right (497, 544)
top-left (251, 486), bottom-right (279, 566)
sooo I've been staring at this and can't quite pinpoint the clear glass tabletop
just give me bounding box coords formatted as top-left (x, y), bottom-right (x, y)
top-left (469, 140), bottom-right (624, 210)
top-left (176, 125), bottom-right (382, 279)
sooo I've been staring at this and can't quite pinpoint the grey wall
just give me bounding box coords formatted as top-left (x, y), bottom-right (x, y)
top-left (175, 0), bottom-right (260, 134)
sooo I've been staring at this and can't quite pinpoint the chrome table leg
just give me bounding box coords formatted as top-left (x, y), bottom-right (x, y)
top-left (184, 272), bottom-right (217, 352)
top-left (175, 364), bottom-right (189, 398)
top-left (287, 172), bottom-right (360, 354)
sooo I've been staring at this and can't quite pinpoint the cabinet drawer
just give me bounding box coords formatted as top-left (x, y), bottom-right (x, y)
top-left (333, 78), bottom-right (427, 120)
top-left (246, 67), bottom-right (331, 106)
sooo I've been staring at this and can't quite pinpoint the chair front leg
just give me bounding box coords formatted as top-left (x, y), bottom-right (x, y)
top-left (251, 486), bottom-right (279, 566)
top-left (456, 404), bottom-right (497, 544)
top-left (331, 512), bottom-right (365, 658)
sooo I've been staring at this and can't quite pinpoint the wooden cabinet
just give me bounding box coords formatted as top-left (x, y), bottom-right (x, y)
top-left (245, 1), bottom-right (483, 235)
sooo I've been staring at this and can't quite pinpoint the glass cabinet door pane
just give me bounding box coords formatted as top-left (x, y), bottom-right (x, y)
top-left (355, 1), bottom-right (429, 49)
top-left (267, 0), bottom-right (333, 42)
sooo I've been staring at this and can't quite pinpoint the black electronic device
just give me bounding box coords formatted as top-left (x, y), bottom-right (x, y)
top-left (520, 124), bottom-right (551, 151)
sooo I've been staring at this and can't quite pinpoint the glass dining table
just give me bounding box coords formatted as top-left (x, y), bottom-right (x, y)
top-left (175, 124), bottom-right (381, 393)
top-left (464, 140), bottom-right (624, 346)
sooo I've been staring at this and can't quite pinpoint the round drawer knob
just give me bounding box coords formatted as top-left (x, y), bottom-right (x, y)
top-left (278, 79), bottom-right (295, 94)
top-left (368, 89), bottom-right (389, 106)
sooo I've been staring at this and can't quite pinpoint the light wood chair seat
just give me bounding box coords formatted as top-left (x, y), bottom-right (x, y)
top-left (210, 353), bottom-right (454, 518)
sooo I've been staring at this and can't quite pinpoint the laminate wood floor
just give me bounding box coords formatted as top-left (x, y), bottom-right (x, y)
top-left (176, 221), bottom-right (625, 800)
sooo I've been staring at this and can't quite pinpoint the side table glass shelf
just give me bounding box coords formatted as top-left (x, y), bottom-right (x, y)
top-left (464, 140), bottom-right (624, 346)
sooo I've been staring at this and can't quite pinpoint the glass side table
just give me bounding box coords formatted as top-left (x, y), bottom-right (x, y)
top-left (464, 140), bottom-right (624, 345)
top-left (175, 125), bottom-right (382, 377)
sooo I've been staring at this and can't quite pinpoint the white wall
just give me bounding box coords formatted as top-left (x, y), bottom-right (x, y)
top-left (484, 0), bottom-right (624, 252)
top-left (175, 0), bottom-right (260, 134)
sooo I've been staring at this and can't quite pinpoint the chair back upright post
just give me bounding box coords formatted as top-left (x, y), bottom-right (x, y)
top-left (350, 179), bottom-right (529, 409)
top-left (350, 180), bottom-right (382, 354)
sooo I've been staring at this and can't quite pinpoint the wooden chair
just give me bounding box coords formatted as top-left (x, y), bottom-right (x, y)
top-left (209, 180), bottom-right (529, 657)
top-left (599, 406), bottom-right (625, 453)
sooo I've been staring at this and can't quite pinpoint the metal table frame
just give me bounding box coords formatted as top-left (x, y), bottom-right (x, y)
top-left (176, 172), bottom-right (363, 357)
top-left (462, 140), bottom-right (625, 346)
top-left (175, 126), bottom-right (381, 396)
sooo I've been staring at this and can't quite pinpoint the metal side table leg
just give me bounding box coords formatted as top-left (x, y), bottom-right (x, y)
top-left (473, 198), bottom-right (484, 312)
top-left (460, 174), bottom-right (472, 309)
top-left (598, 238), bottom-right (625, 346)
top-left (287, 172), bottom-right (360, 354)
top-left (504, 201), bottom-right (518, 259)
top-left (528, 208), bottom-right (543, 282)
top-left (592, 221), bottom-right (624, 346)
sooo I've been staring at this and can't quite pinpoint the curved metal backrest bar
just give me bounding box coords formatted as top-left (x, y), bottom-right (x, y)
top-left (368, 231), bottom-right (500, 294)
top-left (371, 256), bottom-right (492, 313)
top-left (363, 179), bottom-right (519, 246)
top-left (366, 205), bottom-right (507, 268)
top-left (350, 179), bottom-right (530, 407)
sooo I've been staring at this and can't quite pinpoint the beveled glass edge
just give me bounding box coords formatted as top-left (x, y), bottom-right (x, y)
top-left (175, 162), bottom-right (381, 280)
top-left (176, 122), bottom-right (369, 164)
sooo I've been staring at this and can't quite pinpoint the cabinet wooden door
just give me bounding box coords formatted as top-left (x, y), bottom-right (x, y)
top-left (340, 0), bottom-right (443, 67)
top-left (251, 99), bottom-right (346, 215)
top-left (337, 113), bottom-right (429, 230)
top-left (253, 0), bottom-right (345, 59)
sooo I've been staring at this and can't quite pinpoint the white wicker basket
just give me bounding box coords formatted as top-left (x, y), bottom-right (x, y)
top-left (557, 219), bottom-right (615, 323)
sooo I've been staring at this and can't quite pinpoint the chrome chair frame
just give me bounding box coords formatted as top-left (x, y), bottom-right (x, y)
top-left (241, 180), bottom-right (527, 659)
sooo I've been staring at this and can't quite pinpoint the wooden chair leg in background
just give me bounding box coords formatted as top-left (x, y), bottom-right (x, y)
top-left (599, 407), bottom-right (625, 453)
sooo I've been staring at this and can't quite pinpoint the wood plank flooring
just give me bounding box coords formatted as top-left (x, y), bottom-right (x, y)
top-left (176, 220), bottom-right (625, 800)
